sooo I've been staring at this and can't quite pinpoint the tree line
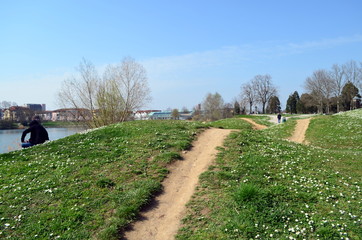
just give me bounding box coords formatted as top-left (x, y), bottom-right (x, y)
top-left (5, 57), bottom-right (358, 128)
top-left (200, 60), bottom-right (361, 120)
top-left (287, 60), bottom-right (362, 114)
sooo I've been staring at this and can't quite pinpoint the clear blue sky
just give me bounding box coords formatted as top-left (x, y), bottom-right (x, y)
top-left (1, 0), bottom-right (362, 111)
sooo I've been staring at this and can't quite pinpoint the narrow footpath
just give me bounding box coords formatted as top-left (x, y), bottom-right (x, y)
top-left (123, 128), bottom-right (232, 240)
top-left (240, 118), bottom-right (267, 130)
top-left (288, 118), bottom-right (311, 144)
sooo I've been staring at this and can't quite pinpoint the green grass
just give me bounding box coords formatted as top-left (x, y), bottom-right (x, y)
top-left (177, 114), bottom-right (362, 239)
top-left (1, 111), bottom-right (361, 240)
top-left (306, 109), bottom-right (362, 150)
top-left (0, 120), bottom-right (206, 240)
top-left (266, 117), bottom-right (297, 139)
top-left (210, 118), bottom-right (253, 130)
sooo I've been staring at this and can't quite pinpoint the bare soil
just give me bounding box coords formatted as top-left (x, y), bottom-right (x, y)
top-left (288, 118), bottom-right (311, 144)
top-left (240, 118), bottom-right (267, 130)
top-left (123, 128), bottom-right (233, 240)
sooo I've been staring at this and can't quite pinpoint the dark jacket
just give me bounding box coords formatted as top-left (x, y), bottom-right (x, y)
top-left (21, 120), bottom-right (49, 145)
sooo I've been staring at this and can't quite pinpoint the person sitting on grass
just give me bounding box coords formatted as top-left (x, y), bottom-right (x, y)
top-left (21, 117), bottom-right (49, 148)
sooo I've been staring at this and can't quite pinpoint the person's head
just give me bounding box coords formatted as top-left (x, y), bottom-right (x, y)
top-left (29, 120), bottom-right (39, 127)
top-left (33, 115), bottom-right (41, 122)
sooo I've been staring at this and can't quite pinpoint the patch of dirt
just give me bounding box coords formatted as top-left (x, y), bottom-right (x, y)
top-left (288, 118), bottom-right (311, 144)
top-left (240, 118), bottom-right (267, 130)
top-left (123, 128), bottom-right (232, 240)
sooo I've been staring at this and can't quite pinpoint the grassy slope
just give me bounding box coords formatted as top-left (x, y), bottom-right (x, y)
top-left (177, 113), bottom-right (361, 240)
top-left (1, 113), bottom-right (361, 240)
top-left (0, 120), bottom-right (206, 240)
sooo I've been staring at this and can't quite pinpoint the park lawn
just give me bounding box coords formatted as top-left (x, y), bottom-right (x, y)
top-left (0, 120), bottom-right (206, 240)
top-left (306, 109), bottom-right (362, 151)
top-left (177, 113), bottom-right (361, 239)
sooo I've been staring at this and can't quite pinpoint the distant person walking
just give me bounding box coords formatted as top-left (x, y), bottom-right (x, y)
top-left (21, 116), bottom-right (49, 148)
top-left (277, 113), bottom-right (282, 123)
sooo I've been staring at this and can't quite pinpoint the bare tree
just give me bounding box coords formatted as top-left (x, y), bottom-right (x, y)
top-left (202, 92), bottom-right (224, 121)
top-left (343, 60), bottom-right (362, 88)
top-left (305, 70), bottom-right (334, 114)
top-left (99, 57), bottom-right (151, 123)
top-left (171, 109), bottom-right (180, 119)
top-left (329, 64), bottom-right (346, 112)
top-left (58, 57), bottom-right (151, 128)
top-left (252, 74), bottom-right (277, 114)
top-left (58, 58), bottom-right (100, 127)
top-left (241, 82), bottom-right (255, 114)
top-left (0, 101), bottom-right (17, 109)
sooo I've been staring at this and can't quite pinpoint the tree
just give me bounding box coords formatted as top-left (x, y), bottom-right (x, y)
top-left (241, 82), bottom-right (255, 114)
top-left (202, 92), bottom-right (224, 121)
top-left (0, 101), bottom-right (17, 109)
top-left (192, 104), bottom-right (202, 121)
top-left (181, 106), bottom-right (189, 113)
top-left (223, 103), bottom-right (233, 118)
top-left (286, 91), bottom-right (300, 114)
top-left (171, 109), bottom-right (180, 119)
top-left (267, 96), bottom-right (281, 114)
top-left (58, 57), bottom-right (151, 128)
top-left (252, 74), bottom-right (277, 114)
top-left (305, 70), bottom-right (334, 114)
top-left (341, 82), bottom-right (359, 111)
top-left (299, 93), bottom-right (318, 114)
top-left (329, 64), bottom-right (346, 112)
top-left (58, 58), bottom-right (101, 127)
top-left (343, 60), bottom-right (361, 89)
top-left (233, 101), bottom-right (241, 115)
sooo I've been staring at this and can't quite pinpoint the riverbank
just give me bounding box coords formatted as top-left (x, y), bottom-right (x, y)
top-left (0, 127), bottom-right (85, 154)
top-left (0, 121), bottom-right (85, 130)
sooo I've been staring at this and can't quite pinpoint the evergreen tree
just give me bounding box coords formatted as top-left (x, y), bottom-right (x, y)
top-left (286, 91), bottom-right (300, 114)
top-left (299, 93), bottom-right (318, 113)
top-left (267, 96), bottom-right (281, 113)
top-left (341, 82), bottom-right (359, 110)
top-left (234, 101), bottom-right (241, 115)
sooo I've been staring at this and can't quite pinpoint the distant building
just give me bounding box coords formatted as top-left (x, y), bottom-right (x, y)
top-left (3, 106), bottom-right (32, 122)
top-left (39, 111), bottom-right (53, 121)
top-left (52, 108), bottom-right (91, 121)
top-left (352, 96), bottom-right (361, 109)
top-left (148, 111), bottom-right (172, 120)
top-left (26, 104), bottom-right (46, 112)
top-left (179, 111), bottom-right (194, 120)
top-left (134, 110), bottom-right (162, 120)
top-left (148, 111), bottom-right (194, 120)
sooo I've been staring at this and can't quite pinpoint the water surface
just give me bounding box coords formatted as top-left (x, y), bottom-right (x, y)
top-left (0, 128), bottom-right (84, 154)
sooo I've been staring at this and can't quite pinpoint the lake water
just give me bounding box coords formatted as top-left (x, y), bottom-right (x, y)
top-left (0, 128), bottom-right (84, 154)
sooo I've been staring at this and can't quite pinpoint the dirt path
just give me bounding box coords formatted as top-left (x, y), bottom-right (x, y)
top-left (240, 118), bottom-right (267, 130)
top-left (288, 118), bottom-right (311, 144)
top-left (123, 128), bottom-right (232, 240)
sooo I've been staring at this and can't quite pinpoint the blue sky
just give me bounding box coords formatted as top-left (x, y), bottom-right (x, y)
top-left (1, 0), bottom-right (362, 111)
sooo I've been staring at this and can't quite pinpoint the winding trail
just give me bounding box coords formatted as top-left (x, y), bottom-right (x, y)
top-left (123, 128), bottom-right (232, 240)
top-left (288, 118), bottom-right (311, 144)
top-left (123, 116), bottom-right (312, 239)
top-left (240, 118), bottom-right (267, 130)
top-left (241, 116), bottom-right (312, 144)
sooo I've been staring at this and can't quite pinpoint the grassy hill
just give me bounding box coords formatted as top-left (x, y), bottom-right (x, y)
top-left (177, 111), bottom-right (362, 240)
top-left (0, 120), bottom-right (206, 239)
top-left (1, 111), bottom-right (361, 239)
